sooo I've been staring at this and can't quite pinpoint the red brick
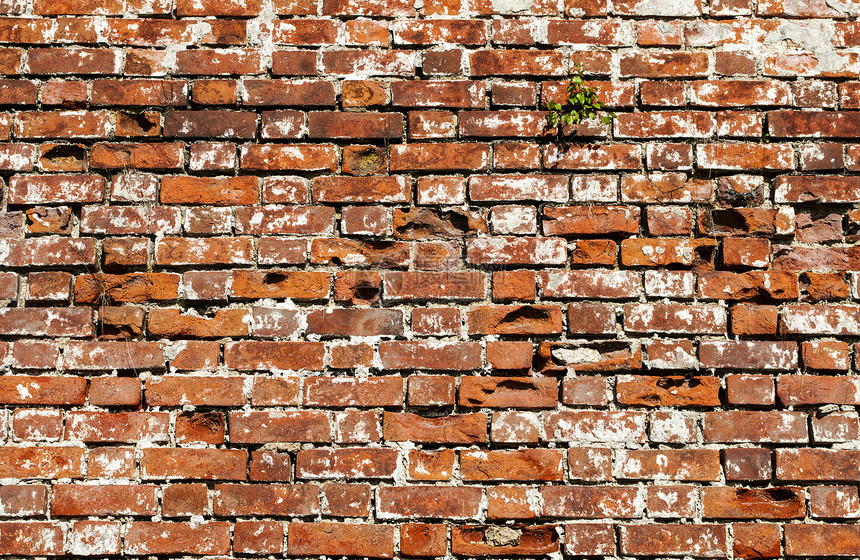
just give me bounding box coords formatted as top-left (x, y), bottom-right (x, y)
top-left (616, 375), bottom-right (720, 407)
top-left (230, 411), bottom-right (330, 443)
top-left (459, 376), bottom-right (557, 409)
top-left (251, 377), bottom-right (301, 406)
top-left (313, 176), bottom-right (409, 203)
top-left (242, 144), bottom-right (338, 171)
top-left (342, 206), bottom-right (389, 235)
top-left (0, 376), bottom-right (85, 405)
top-left (408, 375), bottom-right (456, 406)
top-left (322, 483), bottom-right (370, 517)
top-left (8, 173), bottom-right (104, 204)
top-left (699, 340), bottom-right (797, 370)
top-left (26, 48), bottom-right (119, 74)
top-left (304, 376), bottom-right (403, 407)
top-left (176, 412), bottom-right (224, 445)
top-left (452, 525), bottom-right (559, 556)
top-left (160, 176), bottom-right (258, 206)
top-left (704, 411), bottom-right (808, 443)
top-left (124, 522), bottom-right (231, 556)
top-left (379, 340), bottom-right (481, 370)
top-left (545, 410), bottom-right (646, 443)
top-left (541, 486), bottom-right (640, 518)
top-left (408, 450), bottom-right (455, 481)
top-left (234, 521), bottom-right (283, 554)
top-left (91, 142), bottom-right (184, 170)
top-left (470, 50), bottom-right (564, 76)
top-left (383, 412), bottom-right (486, 444)
top-left (0, 485), bottom-right (47, 516)
top-left (538, 340), bottom-right (643, 373)
top-left (80, 207), bottom-right (180, 235)
top-left (65, 411), bottom-right (168, 443)
top-left (620, 525), bottom-right (727, 557)
top-left (563, 378), bottom-right (609, 406)
top-left (51, 484), bottom-right (157, 516)
top-left (0, 522), bottom-right (64, 555)
top-left (486, 340), bottom-right (533, 370)
top-left (342, 80), bottom-right (389, 107)
top-left (0, 447), bottom-right (85, 478)
top-left (461, 449), bottom-right (564, 481)
top-left (810, 486), bottom-right (860, 518)
top-left (12, 409), bottom-right (62, 441)
top-left (141, 448), bottom-right (247, 480)
top-left (545, 144), bottom-right (641, 170)
top-left (175, 48), bottom-right (263, 75)
top-left (377, 486), bottom-right (482, 519)
top-left (88, 448), bottom-right (134, 479)
top-left (786, 524), bottom-right (860, 556)
top-left (698, 143), bottom-right (794, 170)
top-left (391, 142), bottom-right (489, 171)
top-left (288, 522), bottom-right (393, 558)
top-left (486, 487), bottom-right (539, 519)
top-left (321, 50), bottom-right (415, 76)
top-left (624, 303), bottom-right (727, 334)
top-left (401, 524), bottom-right (447, 557)
top-left (145, 376), bottom-right (245, 407)
top-left (618, 449), bottom-right (721, 481)
top-left (384, 271), bottom-right (485, 301)
top-left (214, 484), bottom-right (318, 516)
top-left (565, 523), bottom-right (615, 556)
top-left (703, 486), bottom-right (805, 519)
top-left (726, 374), bottom-right (775, 406)
top-left (648, 485), bottom-right (697, 518)
top-left (296, 448), bottom-right (398, 479)
top-left (308, 111), bottom-right (401, 139)
top-left (231, 270), bottom-right (329, 300)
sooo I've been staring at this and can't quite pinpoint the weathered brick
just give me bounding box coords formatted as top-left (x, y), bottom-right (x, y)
top-left (384, 412), bottom-right (487, 443)
top-left (51, 484), bottom-right (158, 516)
top-left (214, 484), bottom-right (318, 516)
top-left (617, 449), bottom-right (721, 481)
top-left (541, 486), bottom-right (641, 518)
top-left (141, 449), bottom-right (247, 480)
top-left (377, 486), bottom-right (482, 519)
top-left (124, 522), bottom-right (231, 556)
top-left (704, 411), bottom-right (808, 443)
top-left (65, 411), bottom-right (169, 443)
top-left (620, 525), bottom-right (727, 557)
top-left (288, 523), bottom-right (394, 558)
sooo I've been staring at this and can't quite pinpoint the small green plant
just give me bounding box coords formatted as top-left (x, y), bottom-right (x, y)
top-left (545, 66), bottom-right (616, 144)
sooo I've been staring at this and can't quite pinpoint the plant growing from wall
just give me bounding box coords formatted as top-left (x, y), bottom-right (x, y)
top-left (545, 66), bottom-right (616, 145)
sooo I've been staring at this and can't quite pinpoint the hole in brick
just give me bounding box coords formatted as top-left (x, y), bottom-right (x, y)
top-left (353, 284), bottom-right (379, 301)
top-left (498, 306), bottom-right (550, 325)
top-left (494, 379), bottom-right (538, 392)
top-left (693, 243), bottom-right (717, 270)
top-left (125, 111), bottom-right (157, 131)
top-left (185, 412), bottom-right (224, 434)
top-left (656, 377), bottom-right (702, 390)
top-left (263, 272), bottom-right (288, 284)
top-left (42, 144), bottom-right (86, 163)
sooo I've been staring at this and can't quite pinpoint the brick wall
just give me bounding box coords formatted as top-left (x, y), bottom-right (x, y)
top-left (0, 0), bottom-right (859, 557)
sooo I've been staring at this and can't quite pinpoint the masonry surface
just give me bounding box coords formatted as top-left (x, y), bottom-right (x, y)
top-left (1, 0), bottom-right (860, 558)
